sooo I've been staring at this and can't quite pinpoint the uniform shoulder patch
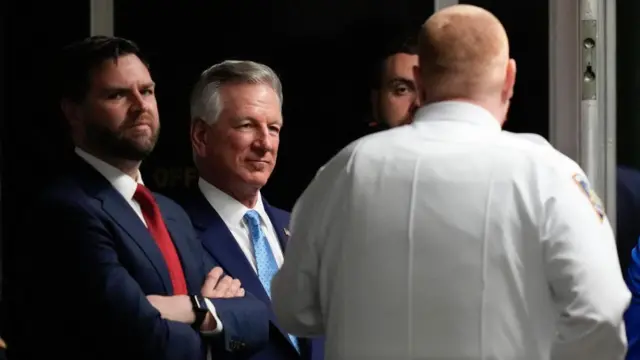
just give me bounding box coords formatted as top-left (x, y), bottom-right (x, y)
top-left (572, 173), bottom-right (605, 221)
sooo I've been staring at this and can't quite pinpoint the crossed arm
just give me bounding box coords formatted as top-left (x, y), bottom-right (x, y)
top-left (31, 200), bottom-right (268, 359)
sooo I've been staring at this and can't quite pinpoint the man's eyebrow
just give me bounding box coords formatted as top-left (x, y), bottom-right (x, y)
top-left (387, 77), bottom-right (415, 87)
top-left (101, 82), bottom-right (156, 92)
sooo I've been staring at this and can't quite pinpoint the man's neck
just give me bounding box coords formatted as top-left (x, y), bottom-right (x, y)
top-left (422, 96), bottom-right (505, 126)
top-left (201, 176), bottom-right (260, 208)
top-left (233, 191), bottom-right (260, 209)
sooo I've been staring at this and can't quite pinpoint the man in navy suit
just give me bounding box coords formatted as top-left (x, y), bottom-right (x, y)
top-left (9, 37), bottom-right (269, 360)
top-left (617, 165), bottom-right (640, 273)
top-left (181, 60), bottom-right (324, 360)
top-left (617, 166), bottom-right (640, 359)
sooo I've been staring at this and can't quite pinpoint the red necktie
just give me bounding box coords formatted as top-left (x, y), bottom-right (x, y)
top-left (133, 184), bottom-right (188, 295)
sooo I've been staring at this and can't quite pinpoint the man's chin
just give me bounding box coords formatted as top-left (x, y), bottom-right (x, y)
top-left (241, 172), bottom-right (270, 189)
top-left (112, 145), bottom-right (154, 162)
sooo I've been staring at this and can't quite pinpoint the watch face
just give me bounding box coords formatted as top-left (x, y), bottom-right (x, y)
top-left (192, 295), bottom-right (208, 312)
top-left (191, 295), bottom-right (208, 330)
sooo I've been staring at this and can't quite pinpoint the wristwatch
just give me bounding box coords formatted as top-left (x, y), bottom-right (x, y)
top-left (190, 295), bottom-right (209, 330)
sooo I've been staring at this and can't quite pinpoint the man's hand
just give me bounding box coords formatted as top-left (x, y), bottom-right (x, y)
top-left (202, 267), bottom-right (245, 298)
top-left (146, 295), bottom-right (195, 324)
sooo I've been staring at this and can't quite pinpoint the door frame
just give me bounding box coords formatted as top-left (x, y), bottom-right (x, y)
top-left (549, 0), bottom-right (617, 228)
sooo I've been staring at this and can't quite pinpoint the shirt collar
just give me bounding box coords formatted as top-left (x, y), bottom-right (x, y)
top-left (75, 147), bottom-right (143, 201)
top-left (198, 177), bottom-right (268, 228)
top-left (412, 100), bottom-right (501, 131)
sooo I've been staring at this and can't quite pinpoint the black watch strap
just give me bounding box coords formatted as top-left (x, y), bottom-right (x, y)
top-left (190, 295), bottom-right (208, 330)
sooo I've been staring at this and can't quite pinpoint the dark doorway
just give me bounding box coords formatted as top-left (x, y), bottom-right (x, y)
top-left (460, 0), bottom-right (549, 139)
top-left (114, 0), bottom-right (436, 209)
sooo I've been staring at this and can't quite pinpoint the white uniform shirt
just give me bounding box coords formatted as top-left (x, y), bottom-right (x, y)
top-left (272, 101), bottom-right (631, 360)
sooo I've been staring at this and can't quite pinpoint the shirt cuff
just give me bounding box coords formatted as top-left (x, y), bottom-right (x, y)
top-left (201, 298), bottom-right (223, 335)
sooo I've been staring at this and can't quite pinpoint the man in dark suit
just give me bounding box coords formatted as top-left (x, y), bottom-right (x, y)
top-left (617, 165), bottom-right (640, 360)
top-left (617, 165), bottom-right (640, 273)
top-left (8, 36), bottom-right (269, 360)
top-left (0, 337), bottom-right (6, 360)
top-left (181, 60), bottom-right (323, 360)
top-left (352, 31), bottom-right (419, 140)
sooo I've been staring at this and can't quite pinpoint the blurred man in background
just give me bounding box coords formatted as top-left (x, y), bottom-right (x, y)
top-left (366, 33), bottom-right (420, 133)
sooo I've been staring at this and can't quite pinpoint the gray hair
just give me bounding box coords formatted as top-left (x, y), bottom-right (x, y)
top-left (190, 60), bottom-right (283, 125)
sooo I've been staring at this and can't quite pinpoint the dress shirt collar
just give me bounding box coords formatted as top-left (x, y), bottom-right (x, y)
top-left (198, 177), bottom-right (269, 228)
top-left (413, 100), bottom-right (501, 131)
top-left (75, 147), bottom-right (143, 201)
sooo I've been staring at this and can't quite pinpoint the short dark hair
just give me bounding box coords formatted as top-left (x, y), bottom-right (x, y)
top-left (57, 36), bottom-right (148, 102)
top-left (369, 32), bottom-right (418, 90)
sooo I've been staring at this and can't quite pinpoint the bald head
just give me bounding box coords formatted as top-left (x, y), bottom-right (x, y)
top-left (416, 5), bottom-right (514, 106)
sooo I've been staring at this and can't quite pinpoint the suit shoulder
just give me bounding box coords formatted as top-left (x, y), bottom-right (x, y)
top-left (154, 193), bottom-right (201, 233)
top-left (154, 192), bottom-right (192, 219)
top-left (619, 166), bottom-right (640, 185)
top-left (171, 188), bottom-right (203, 215)
top-left (37, 176), bottom-right (89, 208)
top-left (267, 204), bottom-right (290, 221)
top-left (153, 192), bottom-right (181, 208)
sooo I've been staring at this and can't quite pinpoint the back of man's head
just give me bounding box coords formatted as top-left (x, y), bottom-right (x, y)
top-left (417, 5), bottom-right (512, 105)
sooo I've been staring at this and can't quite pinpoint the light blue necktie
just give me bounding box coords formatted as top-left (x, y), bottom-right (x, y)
top-left (244, 210), bottom-right (299, 352)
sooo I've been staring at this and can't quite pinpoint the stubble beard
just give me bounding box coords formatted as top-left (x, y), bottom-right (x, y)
top-left (84, 121), bottom-right (160, 161)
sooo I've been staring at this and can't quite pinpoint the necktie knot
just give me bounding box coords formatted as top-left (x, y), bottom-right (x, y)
top-left (243, 210), bottom-right (262, 238)
top-left (133, 184), bottom-right (154, 208)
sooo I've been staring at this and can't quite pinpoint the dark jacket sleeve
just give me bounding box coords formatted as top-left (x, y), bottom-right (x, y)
top-left (625, 237), bottom-right (640, 359)
top-left (36, 200), bottom-right (207, 360)
top-left (197, 233), bottom-right (270, 357)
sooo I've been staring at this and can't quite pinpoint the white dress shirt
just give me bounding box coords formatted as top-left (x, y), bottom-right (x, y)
top-left (198, 177), bottom-right (284, 273)
top-left (75, 147), bottom-right (223, 334)
top-left (271, 101), bottom-right (630, 360)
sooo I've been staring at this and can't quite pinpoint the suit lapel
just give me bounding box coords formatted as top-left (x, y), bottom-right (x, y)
top-left (189, 193), bottom-right (272, 305)
top-left (260, 199), bottom-right (308, 352)
top-left (188, 191), bottom-right (302, 351)
top-left (97, 186), bottom-right (173, 294)
top-left (159, 203), bottom-right (202, 293)
top-left (263, 199), bottom-right (289, 253)
top-left (72, 156), bottom-right (193, 295)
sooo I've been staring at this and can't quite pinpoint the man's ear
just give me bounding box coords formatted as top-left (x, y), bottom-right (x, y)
top-left (190, 117), bottom-right (209, 158)
top-left (502, 59), bottom-right (517, 102)
top-left (60, 99), bottom-right (82, 127)
top-left (413, 65), bottom-right (426, 102)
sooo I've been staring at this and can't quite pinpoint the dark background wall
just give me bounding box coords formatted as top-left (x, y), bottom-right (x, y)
top-left (2, 2), bottom-right (91, 332)
top-left (0, 1), bottom-right (5, 305)
top-left (617, 0), bottom-right (640, 169)
top-left (112, 0), bottom-right (549, 209)
top-left (113, 0), bottom-right (438, 207)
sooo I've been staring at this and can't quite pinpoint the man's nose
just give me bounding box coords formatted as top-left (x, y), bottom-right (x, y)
top-left (130, 91), bottom-right (151, 112)
top-left (411, 93), bottom-right (420, 109)
top-left (254, 128), bottom-right (274, 151)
